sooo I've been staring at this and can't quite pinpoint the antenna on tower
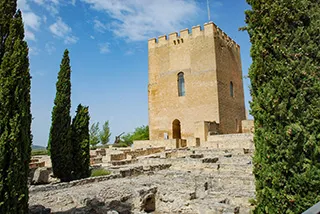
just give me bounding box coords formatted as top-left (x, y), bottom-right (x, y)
top-left (207, 0), bottom-right (211, 21)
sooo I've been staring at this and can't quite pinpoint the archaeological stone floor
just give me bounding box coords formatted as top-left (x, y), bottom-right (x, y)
top-left (29, 145), bottom-right (255, 214)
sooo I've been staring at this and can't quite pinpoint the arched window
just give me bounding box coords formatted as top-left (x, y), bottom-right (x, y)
top-left (178, 72), bottom-right (185, 96)
top-left (230, 81), bottom-right (234, 97)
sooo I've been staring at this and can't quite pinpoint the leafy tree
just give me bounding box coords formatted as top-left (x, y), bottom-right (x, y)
top-left (100, 120), bottom-right (111, 146)
top-left (48, 49), bottom-right (73, 182)
top-left (71, 104), bottom-right (90, 179)
top-left (245, 0), bottom-right (320, 213)
top-left (121, 125), bottom-right (149, 146)
top-left (0, 7), bottom-right (32, 214)
top-left (89, 122), bottom-right (100, 147)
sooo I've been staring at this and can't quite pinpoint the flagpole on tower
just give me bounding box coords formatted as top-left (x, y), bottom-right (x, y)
top-left (207, 0), bottom-right (211, 21)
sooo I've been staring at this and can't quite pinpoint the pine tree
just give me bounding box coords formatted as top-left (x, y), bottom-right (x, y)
top-left (245, 0), bottom-right (320, 213)
top-left (48, 49), bottom-right (73, 182)
top-left (100, 120), bottom-right (111, 146)
top-left (89, 122), bottom-right (100, 147)
top-left (0, 9), bottom-right (32, 214)
top-left (71, 104), bottom-right (90, 179)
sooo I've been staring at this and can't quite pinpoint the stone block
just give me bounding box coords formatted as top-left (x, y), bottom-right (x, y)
top-left (32, 167), bottom-right (52, 185)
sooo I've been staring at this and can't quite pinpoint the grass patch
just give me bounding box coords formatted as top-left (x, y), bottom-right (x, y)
top-left (90, 145), bottom-right (110, 150)
top-left (31, 149), bottom-right (48, 156)
top-left (112, 142), bottom-right (130, 148)
top-left (91, 168), bottom-right (111, 177)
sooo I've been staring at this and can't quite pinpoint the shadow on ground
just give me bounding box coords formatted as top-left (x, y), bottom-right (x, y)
top-left (29, 198), bottom-right (133, 214)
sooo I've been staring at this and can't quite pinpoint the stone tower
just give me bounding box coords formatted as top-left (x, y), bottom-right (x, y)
top-left (148, 22), bottom-right (246, 141)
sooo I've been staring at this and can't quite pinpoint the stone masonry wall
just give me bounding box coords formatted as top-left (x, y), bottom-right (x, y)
top-left (215, 32), bottom-right (246, 134)
top-left (148, 22), bottom-right (245, 140)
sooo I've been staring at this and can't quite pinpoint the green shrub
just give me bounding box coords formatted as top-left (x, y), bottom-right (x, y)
top-left (91, 168), bottom-right (111, 177)
top-left (31, 150), bottom-right (48, 156)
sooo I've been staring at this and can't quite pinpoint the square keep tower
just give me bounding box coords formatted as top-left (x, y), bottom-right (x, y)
top-left (148, 22), bottom-right (246, 141)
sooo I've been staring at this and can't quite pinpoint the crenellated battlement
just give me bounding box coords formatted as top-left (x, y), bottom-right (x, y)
top-left (148, 22), bottom-right (240, 50)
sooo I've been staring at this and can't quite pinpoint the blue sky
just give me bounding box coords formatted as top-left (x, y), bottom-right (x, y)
top-left (17, 0), bottom-right (252, 147)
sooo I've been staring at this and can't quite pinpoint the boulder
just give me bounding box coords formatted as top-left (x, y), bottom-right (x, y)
top-left (32, 167), bottom-right (51, 185)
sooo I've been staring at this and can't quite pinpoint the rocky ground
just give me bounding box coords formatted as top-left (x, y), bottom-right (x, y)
top-left (29, 146), bottom-right (255, 214)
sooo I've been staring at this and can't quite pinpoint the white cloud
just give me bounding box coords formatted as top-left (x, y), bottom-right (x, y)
top-left (99, 42), bottom-right (110, 54)
top-left (45, 42), bottom-right (56, 54)
top-left (43, 15), bottom-right (47, 23)
top-left (49, 17), bottom-right (78, 44)
top-left (93, 19), bottom-right (108, 33)
top-left (29, 46), bottom-right (40, 55)
top-left (32, 0), bottom-right (60, 16)
top-left (82, 0), bottom-right (201, 41)
top-left (17, 0), bottom-right (30, 11)
top-left (90, 35), bottom-right (95, 39)
top-left (49, 18), bottom-right (71, 37)
top-left (25, 30), bottom-right (36, 41)
top-left (125, 50), bottom-right (134, 56)
top-left (18, 0), bottom-right (42, 41)
top-left (32, 0), bottom-right (77, 16)
top-left (64, 35), bottom-right (78, 44)
top-left (23, 12), bottom-right (41, 31)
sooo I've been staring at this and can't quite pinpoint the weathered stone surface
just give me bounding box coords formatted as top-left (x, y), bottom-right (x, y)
top-left (32, 167), bottom-right (51, 185)
top-left (29, 143), bottom-right (255, 214)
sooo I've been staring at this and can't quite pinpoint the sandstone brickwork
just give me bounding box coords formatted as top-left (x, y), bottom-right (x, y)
top-left (148, 22), bottom-right (246, 140)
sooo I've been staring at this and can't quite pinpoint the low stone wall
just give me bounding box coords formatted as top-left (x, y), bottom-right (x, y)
top-left (242, 120), bottom-right (254, 133)
top-left (110, 153), bottom-right (127, 161)
top-left (124, 147), bottom-right (165, 159)
top-left (29, 163), bottom-right (172, 193)
top-left (111, 159), bottom-right (138, 166)
top-left (96, 148), bottom-right (106, 156)
top-left (204, 133), bottom-right (254, 149)
top-left (165, 150), bottom-right (179, 158)
top-left (29, 174), bottom-right (122, 193)
top-left (186, 138), bottom-right (200, 147)
top-left (133, 139), bottom-right (187, 150)
top-left (90, 157), bottom-right (102, 165)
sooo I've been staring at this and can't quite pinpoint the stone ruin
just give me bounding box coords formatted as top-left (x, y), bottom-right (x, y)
top-left (29, 133), bottom-right (255, 214)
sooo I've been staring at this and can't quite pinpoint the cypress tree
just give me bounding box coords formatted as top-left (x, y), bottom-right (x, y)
top-left (0, 9), bottom-right (32, 214)
top-left (71, 104), bottom-right (90, 179)
top-left (48, 49), bottom-right (73, 182)
top-left (0, 0), bottom-right (17, 63)
top-left (245, 0), bottom-right (320, 213)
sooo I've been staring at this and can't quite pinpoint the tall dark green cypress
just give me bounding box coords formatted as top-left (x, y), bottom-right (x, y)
top-left (0, 0), bottom-right (17, 63)
top-left (48, 49), bottom-right (73, 182)
top-left (245, 0), bottom-right (320, 213)
top-left (71, 104), bottom-right (90, 179)
top-left (0, 9), bottom-right (32, 214)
